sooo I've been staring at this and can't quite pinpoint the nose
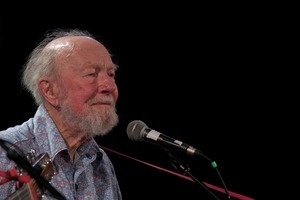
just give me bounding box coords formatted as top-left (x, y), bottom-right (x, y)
top-left (97, 74), bottom-right (117, 94)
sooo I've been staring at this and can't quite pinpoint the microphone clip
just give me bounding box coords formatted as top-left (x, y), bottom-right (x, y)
top-left (167, 151), bottom-right (191, 175)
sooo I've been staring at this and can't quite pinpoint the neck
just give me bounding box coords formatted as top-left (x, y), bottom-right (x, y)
top-left (43, 102), bottom-right (87, 161)
top-left (64, 133), bottom-right (87, 161)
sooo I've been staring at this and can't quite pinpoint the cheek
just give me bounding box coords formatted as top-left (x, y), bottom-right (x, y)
top-left (68, 95), bottom-right (86, 110)
top-left (66, 88), bottom-right (91, 107)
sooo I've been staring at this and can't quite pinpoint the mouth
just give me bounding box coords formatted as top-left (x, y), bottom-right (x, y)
top-left (91, 100), bottom-right (114, 107)
top-left (90, 97), bottom-right (114, 107)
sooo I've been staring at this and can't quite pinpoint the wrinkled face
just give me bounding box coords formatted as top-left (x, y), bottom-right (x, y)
top-left (49, 36), bottom-right (119, 136)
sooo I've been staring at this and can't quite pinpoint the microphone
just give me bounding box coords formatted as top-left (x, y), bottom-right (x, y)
top-left (126, 120), bottom-right (212, 162)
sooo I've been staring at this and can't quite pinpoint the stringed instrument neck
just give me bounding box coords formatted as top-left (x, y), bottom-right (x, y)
top-left (5, 152), bottom-right (55, 200)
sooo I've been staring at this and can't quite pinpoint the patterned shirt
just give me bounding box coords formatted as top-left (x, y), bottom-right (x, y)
top-left (0, 105), bottom-right (122, 200)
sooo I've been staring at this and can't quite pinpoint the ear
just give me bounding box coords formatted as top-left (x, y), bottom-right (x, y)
top-left (38, 78), bottom-right (59, 107)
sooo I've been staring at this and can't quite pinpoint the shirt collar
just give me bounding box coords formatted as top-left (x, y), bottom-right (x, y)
top-left (33, 105), bottom-right (102, 161)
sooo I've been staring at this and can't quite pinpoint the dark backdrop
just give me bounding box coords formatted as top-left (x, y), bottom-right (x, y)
top-left (0, 5), bottom-right (270, 199)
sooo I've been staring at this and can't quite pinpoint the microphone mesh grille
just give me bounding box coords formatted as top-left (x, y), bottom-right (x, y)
top-left (126, 120), bottom-right (147, 141)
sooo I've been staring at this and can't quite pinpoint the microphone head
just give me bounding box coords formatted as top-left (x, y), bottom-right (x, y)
top-left (127, 120), bottom-right (147, 141)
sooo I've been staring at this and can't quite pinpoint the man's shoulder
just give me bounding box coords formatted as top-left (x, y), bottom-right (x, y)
top-left (0, 118), bottom-right (34, 143)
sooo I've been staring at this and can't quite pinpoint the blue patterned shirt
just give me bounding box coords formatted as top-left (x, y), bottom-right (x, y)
top-left (0, 105), bottom-right (122, 200)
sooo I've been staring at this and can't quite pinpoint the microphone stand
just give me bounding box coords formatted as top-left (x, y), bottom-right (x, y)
top-left (166, 151), bottom-right (222, 200)
top-left (0, 139), bottom-right (66, 200)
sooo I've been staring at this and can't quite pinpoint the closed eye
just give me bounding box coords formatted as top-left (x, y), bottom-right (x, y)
top-left (86, 73), bottom-right (98, 77)
top-left (109, 72), bottom-right (115, 78)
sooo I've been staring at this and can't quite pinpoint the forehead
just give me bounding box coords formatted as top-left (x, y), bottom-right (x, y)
top-left (46, 36), bottom-right (107, 54)
top-left (46, 36), bottom-right (114, 68)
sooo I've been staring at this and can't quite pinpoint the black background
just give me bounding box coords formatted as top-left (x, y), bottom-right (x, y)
top-left (0, 4), bottom-right (277, 199)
